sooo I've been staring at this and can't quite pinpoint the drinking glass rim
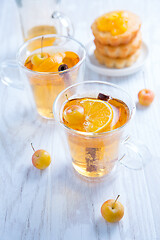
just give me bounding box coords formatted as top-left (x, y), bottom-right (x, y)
top-left (16, 34), bottom-right (86, 76)
top-left (53, 80), bottom-right (136, 137)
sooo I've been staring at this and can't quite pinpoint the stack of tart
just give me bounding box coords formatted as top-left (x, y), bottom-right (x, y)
top-left (91, 11), bottom-right (142, 69)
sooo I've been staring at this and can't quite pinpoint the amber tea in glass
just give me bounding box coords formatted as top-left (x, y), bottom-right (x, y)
top-left (62, 97), bottom-right (129, 177)
top-left (53, 81), bottom-right (136, 178)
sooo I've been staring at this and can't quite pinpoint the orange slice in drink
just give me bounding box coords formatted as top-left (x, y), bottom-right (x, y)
top-left (35, 57), bottom-right (59, 72)
top-left (81, 99), bottom-right (113, 133)
top-left (63, 51), bottom-right (80, 68)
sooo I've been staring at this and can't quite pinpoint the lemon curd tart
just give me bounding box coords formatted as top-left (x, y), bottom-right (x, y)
top-left (97, 11), bottom-right (128, 36)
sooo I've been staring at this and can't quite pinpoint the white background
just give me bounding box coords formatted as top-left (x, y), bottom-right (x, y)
top-left (0, 0), bottom-right (160, 239)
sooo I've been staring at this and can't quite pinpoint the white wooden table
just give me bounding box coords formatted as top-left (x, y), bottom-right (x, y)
top-left (0, 0), bottom-right (160, 239)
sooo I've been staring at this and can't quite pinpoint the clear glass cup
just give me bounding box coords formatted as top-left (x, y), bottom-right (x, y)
top-left (53, 81), bottom-right (150, 178)
top-left (0, 35), bottom-right (86, 119)
top-left (15, 0), bottom-right (74, 41)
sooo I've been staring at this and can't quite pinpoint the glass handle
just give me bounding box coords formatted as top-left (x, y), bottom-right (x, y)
top-left (119, 137), bottom-right (152, 170)
top-left (0, 60), bottom-right (24, 90)
top-left (51, 11), bottom-right (74, 37)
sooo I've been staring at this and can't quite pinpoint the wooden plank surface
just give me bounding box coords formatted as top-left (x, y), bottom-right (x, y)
top-left (0, 0), bottom-right (160, 239)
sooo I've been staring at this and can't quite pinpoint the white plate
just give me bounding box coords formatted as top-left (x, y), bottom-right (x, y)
top-left (86, 41), bottom-right (149, 77)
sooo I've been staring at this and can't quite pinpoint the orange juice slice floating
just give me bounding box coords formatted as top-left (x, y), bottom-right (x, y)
top-left (62, 96), bottom-right (129, 133)
top-left (63, 51), bottom-right (80, 68)
top-left (63, 98), bottom-right (113, 133)
top-left (80, 99), bottom-right (113, 133)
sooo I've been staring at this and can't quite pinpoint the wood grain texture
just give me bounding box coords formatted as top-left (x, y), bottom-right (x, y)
top-left (0, 0), bottom-right (160, 239)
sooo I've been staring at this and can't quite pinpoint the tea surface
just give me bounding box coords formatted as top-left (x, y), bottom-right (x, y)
top-left (62, 97), bottom-right (130, 132)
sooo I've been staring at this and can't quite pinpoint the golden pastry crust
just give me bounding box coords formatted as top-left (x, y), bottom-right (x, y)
top-left (94, 31), bottom-right (142, 59)
top-left (91, 11), bottom-right (141, 46)
top-left (94, 48), bottom-right (141, 69)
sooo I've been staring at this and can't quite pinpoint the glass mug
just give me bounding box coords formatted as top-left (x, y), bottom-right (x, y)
top-left (15, 0), bottom-right (74, 41)
top-left (53, 81), bottom-right (150, 178)
top-left (0, 35), bottom-right (86, 119)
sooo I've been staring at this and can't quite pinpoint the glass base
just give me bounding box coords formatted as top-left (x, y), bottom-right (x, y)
top-left (38, 110), bottom-right (54, 119)
top-left (72, 161), bottom-right (118, 181)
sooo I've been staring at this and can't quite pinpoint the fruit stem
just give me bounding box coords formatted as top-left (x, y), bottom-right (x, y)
top-left (31, 143), bottom-right (35, 152)
top-left (65, 94), bottom-right (68, 100)
top-left (41, 36), bottom-right (44, 58)
top-left (25, 60), bottom-right (30, 65)
top-left (112, 195), bottom-right (120, 209)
